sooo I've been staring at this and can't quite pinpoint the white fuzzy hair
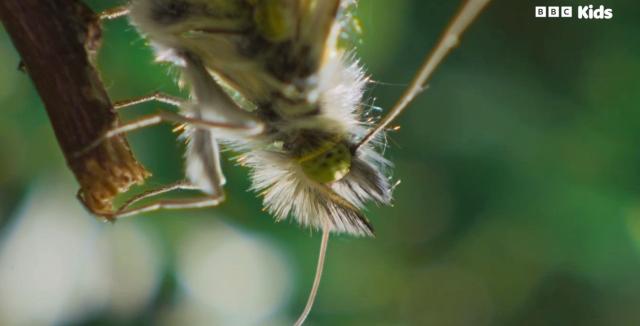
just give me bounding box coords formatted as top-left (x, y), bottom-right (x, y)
top-left (234, 53), bottom-right (392, 236)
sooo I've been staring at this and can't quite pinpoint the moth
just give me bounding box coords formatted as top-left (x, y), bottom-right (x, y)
top-left (93, 0), bottom-right (491, 324)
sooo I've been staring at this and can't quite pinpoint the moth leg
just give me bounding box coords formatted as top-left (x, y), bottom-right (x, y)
top-left (107, 192), bottom-right (226, 220)
top-left (106, 110), bottom-right (260, 139)
top-left (113, 92), bottom-right (183, 110)
top-left (98, 6), bottom-right (130, 21)
top-left (75, 110), bottom-right (261, 158)
top-left (118, 180), bottom-right (199, 211)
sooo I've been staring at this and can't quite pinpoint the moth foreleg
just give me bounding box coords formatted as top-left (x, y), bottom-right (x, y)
top-left (75, 110), bottom-right (260, 158)
top-left (185, 128), bottom-right (227, 198)
top-left (98, 6), bottom-right (130, 21)
top-left (113, 92), bottom-right (183, 110)
top-left (118, 180), bottom-right (199, 211)
top-left (105, 192), bottom-right (226, 220)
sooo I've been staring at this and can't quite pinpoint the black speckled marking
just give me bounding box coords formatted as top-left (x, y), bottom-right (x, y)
top-left (151, 0), bottom-right (191, 24)
top-left (266, 42), bottom-right (314, 82)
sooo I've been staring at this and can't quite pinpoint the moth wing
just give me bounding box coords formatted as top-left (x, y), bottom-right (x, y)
top-left (296, 0), bottom-right (343, 72)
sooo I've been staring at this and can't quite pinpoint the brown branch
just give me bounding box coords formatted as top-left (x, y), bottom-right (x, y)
top-left (0, 0), bottom-right (150, 216)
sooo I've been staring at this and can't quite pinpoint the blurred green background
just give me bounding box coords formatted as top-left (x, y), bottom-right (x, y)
top-left (1, 1), bottom-right (640, 325)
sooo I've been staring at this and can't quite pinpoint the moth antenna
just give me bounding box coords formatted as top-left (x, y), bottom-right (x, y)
top-left (356, 0), bottom-right (491, 149)
top-left (293, 227), bottom-right (331, 326)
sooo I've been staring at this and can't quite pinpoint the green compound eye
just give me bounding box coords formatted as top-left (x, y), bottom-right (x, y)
top-left (298, 142), bottom-right (352, 184)
top-left (252, 0), bottom-right (295, 42)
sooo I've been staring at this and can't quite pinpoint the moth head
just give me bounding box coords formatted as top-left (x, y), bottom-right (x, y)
top-left (297, 140), bottom-right (352, 184)
top-left (247, 130), bottom-right (392, 236)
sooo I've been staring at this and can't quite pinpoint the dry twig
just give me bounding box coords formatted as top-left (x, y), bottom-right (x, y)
top-left (0, 0), bottom-right (150, 216)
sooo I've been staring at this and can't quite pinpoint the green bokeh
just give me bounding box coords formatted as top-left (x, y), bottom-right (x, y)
top-left (1, 1), bottom-right (640, 325)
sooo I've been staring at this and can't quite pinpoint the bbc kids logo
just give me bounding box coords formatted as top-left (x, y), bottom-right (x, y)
top-left (535, 5), bottom-right (613, 19)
